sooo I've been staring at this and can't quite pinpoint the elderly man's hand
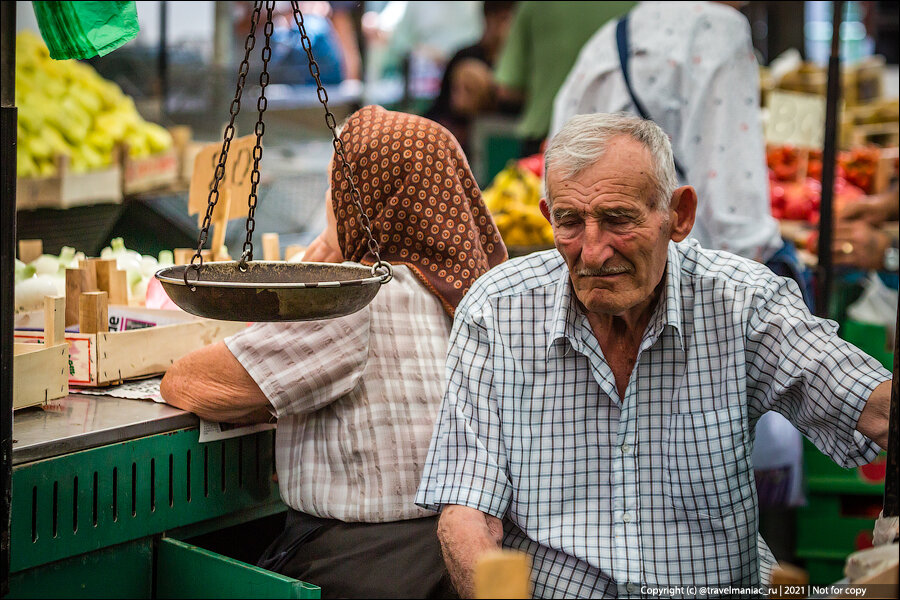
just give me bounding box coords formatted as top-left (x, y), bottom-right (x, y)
top-left (832, 221), bottom-right (891, 271)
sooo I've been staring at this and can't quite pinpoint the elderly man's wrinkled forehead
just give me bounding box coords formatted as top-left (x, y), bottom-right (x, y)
top-left (545, 136), bottom-right (664, 208)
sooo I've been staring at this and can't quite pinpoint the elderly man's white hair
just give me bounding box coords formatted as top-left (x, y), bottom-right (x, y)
top-left (543, 113), bottom-right (679, 211)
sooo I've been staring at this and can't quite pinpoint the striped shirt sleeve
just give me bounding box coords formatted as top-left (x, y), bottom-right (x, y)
top-left (744, 276), bottom-right (888, 467)
top-left (224, 308), bottom-right (371, 418)
top-left (416, 300), bottom-right (512, 518)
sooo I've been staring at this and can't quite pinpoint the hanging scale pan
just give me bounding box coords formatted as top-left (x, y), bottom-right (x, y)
top-left (155, 0), bottom-right (392, 322)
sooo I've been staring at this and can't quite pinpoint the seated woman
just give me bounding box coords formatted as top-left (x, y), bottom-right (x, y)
top-left (160, 105), bottom-right (507, 599)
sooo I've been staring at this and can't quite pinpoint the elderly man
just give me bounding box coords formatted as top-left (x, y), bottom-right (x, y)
top-left (415, 113), bottom-right (891, 598)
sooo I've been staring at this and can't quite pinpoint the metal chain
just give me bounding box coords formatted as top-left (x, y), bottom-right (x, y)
top-left (184, 1), bottom-right (263, 287)
top-left (239, 0), bottom-right (276, 269)
top-left (289, 0), bottom-right (390, 279)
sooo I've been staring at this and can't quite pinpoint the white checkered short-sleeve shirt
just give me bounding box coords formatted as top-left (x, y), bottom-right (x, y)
top-left (416, 241), bottom-right (888, 597)
top-left (227, 265), bottom-right (452, 522)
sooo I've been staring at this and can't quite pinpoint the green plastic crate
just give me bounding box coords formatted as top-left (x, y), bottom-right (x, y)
top-left (803, 439), bottom-right (887, 495)
top-left (796, 492), bottom-right (880, 570)
top-left (840, 319), bottom-right (894, 371)
top-left (802, 557), bottom-right (846, 586)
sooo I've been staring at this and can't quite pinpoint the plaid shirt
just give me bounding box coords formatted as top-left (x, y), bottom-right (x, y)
top-left (227, 265), bottom-right (451, 522)
top-left (416, 241), bottom-right (888, 597)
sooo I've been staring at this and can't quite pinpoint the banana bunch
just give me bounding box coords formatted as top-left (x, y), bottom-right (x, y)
top-left (15, 31), bottom-right (173, 178)
top-left (482, 164), bottom-right (554, 248)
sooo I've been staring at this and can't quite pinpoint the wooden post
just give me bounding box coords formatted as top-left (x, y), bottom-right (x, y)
top-left (78, 291), bottom-right (108, 334)
top-left (65, 268), bottom-right (97, 327)
top-left (43, 296), bottom-right (65, 348)
top-left (94, 259), bottom-right (129, 305)
top-left (768, 562), bottom-right (808, 599)
top-left (211, 188), bottom-right (231, 261)
top-left (284, 245), bottom-right (305, 261)
top-left (17, 239), bottom-right (42, 264)
top-left (473, 550), bottom-right (531, 599)
top-left (78, 259), bottom-right (99, 290)
top-left (173, 248), bottom-right (195, 265)
top-left (262, 233), bottom-right (280, 261)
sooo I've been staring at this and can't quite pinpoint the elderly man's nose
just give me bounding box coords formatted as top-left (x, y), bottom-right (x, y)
top-left (581, 224), bottom-right (615, 265)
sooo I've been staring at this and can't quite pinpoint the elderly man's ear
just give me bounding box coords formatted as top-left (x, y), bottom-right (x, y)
top-left (668, 185), bottom-right (697, 243)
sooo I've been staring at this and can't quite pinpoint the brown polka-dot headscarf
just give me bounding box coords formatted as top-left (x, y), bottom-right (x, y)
top-left (332, 105), bottom-right (507, 317)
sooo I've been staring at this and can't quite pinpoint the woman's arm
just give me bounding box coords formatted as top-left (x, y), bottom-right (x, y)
top-left (160, 341), bottom-right (271, 423)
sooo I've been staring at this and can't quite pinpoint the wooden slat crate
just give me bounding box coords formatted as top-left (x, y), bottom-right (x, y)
top-left (13, 296), bottom-right (68, 410)
top-left (16, 155), bottom-right (122, 210)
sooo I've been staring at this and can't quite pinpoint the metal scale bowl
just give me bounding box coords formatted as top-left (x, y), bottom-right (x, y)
top-left (156, 0), bottom-right (391, 322)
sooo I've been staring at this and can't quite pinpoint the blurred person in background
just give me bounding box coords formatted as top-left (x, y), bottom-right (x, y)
top-left (424, 1), bottom-right (518, 154)
top-left (370, 1), bottom-right (484, 100)
top-left (832, 183), bottom-right (899, 272)
top-left (328, 1), bottom-right (363, 83)
top-left (493, 1), bottom-right (636, 156)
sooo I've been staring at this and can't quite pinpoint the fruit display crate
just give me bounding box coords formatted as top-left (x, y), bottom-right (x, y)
top-left (16, 155), bottom-right (122, 210)
top-left (796, 492), bottom-right (882, 585)
top-left (803, 438), bottom-right (886, 495)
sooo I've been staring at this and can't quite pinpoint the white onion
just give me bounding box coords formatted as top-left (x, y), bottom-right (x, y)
top-left (15, 275), bottom-right (61, 313)
top-left (30, 254), bottom-right (61, 276)
top-left (140, 256), bottom-right (159, 277)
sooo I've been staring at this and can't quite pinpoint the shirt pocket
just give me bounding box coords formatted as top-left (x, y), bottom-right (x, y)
top-left (662, 404), bottom-right (750, 519)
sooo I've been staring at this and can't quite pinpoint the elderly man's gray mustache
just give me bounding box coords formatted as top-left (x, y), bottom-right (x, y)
top-left (575, 264), bottom-right (633, 277)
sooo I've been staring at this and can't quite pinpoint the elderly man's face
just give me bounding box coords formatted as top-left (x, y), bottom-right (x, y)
top-left (541, 136), bottom-right (694, 318)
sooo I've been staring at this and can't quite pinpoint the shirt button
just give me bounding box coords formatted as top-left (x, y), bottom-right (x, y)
top-left (626, 583), bottom-right (637, 593)
top-left (623, 512), bottom-right (632, 523)
top-left (621, 443), bottom-right (631, 454)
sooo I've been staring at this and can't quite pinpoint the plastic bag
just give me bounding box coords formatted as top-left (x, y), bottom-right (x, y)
top-left (847, 272), bottom-right (899, 345)
top-left (31, 1), bottom-right (139, 60)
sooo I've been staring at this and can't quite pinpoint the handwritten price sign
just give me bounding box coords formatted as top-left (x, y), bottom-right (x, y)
top-left (188, 134), bottom-right (257, 223)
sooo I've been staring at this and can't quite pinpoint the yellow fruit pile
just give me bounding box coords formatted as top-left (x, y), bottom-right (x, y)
top-left (482, 165), bottom-right (554, 247)
top-left (15, 31), bottom-right (173, 178)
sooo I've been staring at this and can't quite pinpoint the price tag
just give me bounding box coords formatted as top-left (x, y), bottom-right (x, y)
top-left (764, 90), bottom-right (828, 149)
top-left (188, 134), bottom-right (257, 223)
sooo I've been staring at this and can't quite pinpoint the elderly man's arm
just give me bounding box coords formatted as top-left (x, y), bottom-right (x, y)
top-left (437, 505), bottom-right (504, 598)
top-left (857, 380), bottom-right (891, 450)
top-left (160, 341), bottom-right (270, 423)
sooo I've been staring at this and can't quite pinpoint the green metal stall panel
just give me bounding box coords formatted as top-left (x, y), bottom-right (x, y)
top-left (11, 428), bottom-right (282, 574)
top-left (5, 538), bottom-right (153, 599)
top-left (156, 538), bottom-right (321, 599)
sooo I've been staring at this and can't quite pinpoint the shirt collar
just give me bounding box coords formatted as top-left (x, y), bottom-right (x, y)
top-left (547, 241), bottom-right (686, 352)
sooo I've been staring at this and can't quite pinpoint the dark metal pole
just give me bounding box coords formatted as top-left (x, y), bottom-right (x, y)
top-left (159, 0), bottom-right (169, 116)
top-left (0, 1), bottom-right (17, 594)
top-left (815, 1), bottom-right (843, 318)
top-left (885, 300), bottom-right (899, 518)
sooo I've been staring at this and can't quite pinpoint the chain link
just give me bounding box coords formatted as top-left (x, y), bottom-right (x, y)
top-left (289, 0), bottom-right (387, 275)
top-left (240, 0), bottom-right (276, 267)
top-left (185, 0), bottom-right (263, 286)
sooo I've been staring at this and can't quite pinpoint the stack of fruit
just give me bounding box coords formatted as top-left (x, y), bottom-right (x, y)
top-left (15, 31), bottom-right (173, 178)
top-left (766, 144), bottom-right (868, 224)
top-left (482, 163), bottom-right (553, 248)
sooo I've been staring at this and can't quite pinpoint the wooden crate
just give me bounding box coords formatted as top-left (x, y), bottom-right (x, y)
top-left (15, 305), bottom-right (245, 387)
top-left (16, 155), bottom-right (122, 210)
top-left (13, 297), bottom-right (68, 410)
top-left (845, 122), bottom-right (900, 149)
top-left (121, 148), bottom-right (179, 195)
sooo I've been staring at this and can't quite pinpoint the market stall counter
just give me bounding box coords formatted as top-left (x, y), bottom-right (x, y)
top-left (7, 394), bottom-right (321, 599)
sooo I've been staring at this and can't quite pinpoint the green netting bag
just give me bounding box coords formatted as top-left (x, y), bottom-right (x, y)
top-left (31, 1), bottom-right (139, 60)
